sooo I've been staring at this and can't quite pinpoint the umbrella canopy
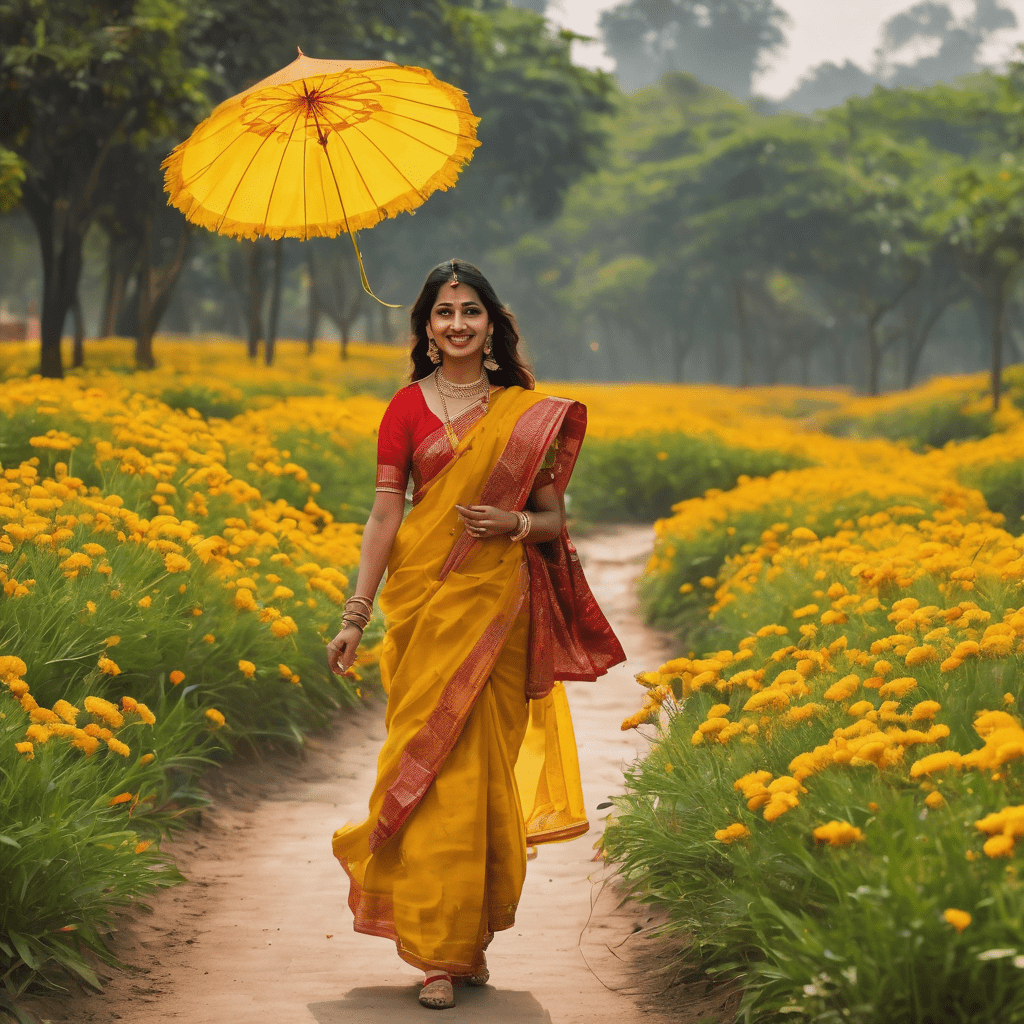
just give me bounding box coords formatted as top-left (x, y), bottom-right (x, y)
top-left (162, 52), bottom-right (480, 243)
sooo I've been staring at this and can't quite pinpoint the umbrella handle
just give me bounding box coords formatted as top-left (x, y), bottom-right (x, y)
top-left (347, 229), bottom-right (402, 309)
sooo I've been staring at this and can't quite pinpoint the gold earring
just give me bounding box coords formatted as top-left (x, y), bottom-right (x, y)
top-left (483, 336), bottom-right (498, 371)
top-left (427, 337), bottom-right (441, 364)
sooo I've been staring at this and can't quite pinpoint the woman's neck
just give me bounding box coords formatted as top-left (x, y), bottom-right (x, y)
top-left (439, 356), bottom-right (485, 385)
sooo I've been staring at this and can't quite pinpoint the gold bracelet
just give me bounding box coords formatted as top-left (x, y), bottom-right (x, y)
top-left (509, 510), bottom-right (531, 543)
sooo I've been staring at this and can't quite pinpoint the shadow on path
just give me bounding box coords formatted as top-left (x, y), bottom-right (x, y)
top-left (309, 985), bottom-right (552, 1022)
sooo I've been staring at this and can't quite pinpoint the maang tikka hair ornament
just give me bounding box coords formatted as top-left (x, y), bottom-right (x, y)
top-left (450, 258), bottom-right (459, 285)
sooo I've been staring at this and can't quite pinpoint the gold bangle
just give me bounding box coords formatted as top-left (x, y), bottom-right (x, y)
top-left (509, 511), bottom-right (531, 543)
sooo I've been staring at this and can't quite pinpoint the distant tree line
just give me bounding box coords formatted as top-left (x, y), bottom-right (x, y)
top-left (490, 68), bottom-right (1024, 405)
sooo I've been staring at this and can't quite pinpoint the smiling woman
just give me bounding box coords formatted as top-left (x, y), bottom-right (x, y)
top-left (327, 259), bottom-right (625, 1009)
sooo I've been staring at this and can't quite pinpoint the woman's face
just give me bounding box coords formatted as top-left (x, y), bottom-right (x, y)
top-left (427, 281), bottom-right (491, 364)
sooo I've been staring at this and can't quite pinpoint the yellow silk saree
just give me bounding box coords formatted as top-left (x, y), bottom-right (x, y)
top-left (332, 386), bottom-right (624, 976)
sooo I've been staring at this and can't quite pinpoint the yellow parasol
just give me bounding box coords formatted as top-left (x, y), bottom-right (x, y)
top-left (162, 51), bottom-right (480, 304)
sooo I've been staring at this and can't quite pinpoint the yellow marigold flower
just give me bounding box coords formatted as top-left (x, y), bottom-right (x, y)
top-left (53, 699), bottom-right (79, 725)
top-left (983, 834), bottom-right (1015, 858)
top-left (974, 711), bottom-right (1019, 737)
top-left (81, 543), bottom-right (106, 557)
top-left (238, 660), bottom-right (256, 678)
top-left (943, 909), bottom-right (971, 933)
top-left (205, 708), bottom-right (226, 728)
top-left (925, 791), bottom-right (946, 809)
top-left (0, 655), bottom-right (28, 682)
top-left (813, 821), bottom-right (865, 847)
top-left (823, 675), bottom-right (860, 702)
top-left (97, 656), bottom-right (121, 676)
top-left (940, 656), bottom-right (963, 673)
top-left (952, 640), bottom-right (980, 660)
top-left (135, 702), bottom-right (156, 725)
top-left (270, 616), bottom-right (298, 638)
top-left (202, 634), bottom-right (215, 644)
top-left (910, 750), bottom-right (963, 777)
top-left (164, 552), bottom-right (191, 573)
top-left (25, 724), bottom-right (51, 744)
top-left (271, 585), bottom-right (294, 600)
top-left (911, 700), bottom-right (941, 721)
top-left (107, 737), bottom-right (131, 757)
top-left (104, 635), bottom-right (120, 647)
top-left (878, 676), bottom-right (917, 699)
top-left (278, 663), bottom-right (292, 679)
top-left (980, 634), bottom-right (1014, 658)
top-left (708, 703), bottom-right (731, 719)
top-left (20, 693), bottom-right (38, 711)
top-left (72, 732), bottom-right (100, 756)
top-left (763, 792), bottom-right (800, 822)
top-left (169, 670), bottom-right (186, 685)
top-left (134, 840), bottom-right (153, 855)
top-left (138, 596), bottom-right (152, 609)
top-left (714, 822), bottom-right (751, 844)
top-left (904, 645), bottom-right (937, 667)
top-left (790, 527), bottom-right (817, 542)
top-left (108, 792), bottom-right (133, 806)
top-left (15, 741), bottom-right (34, 759)
top-left (86, 601), bottom-right (97, 614)
top-left (847, 700), bottom-right (875, 718)
top-left (61, 552), bottom-right (92, 572)
top-left (743, 689), bottom-right (790, 712)
top-left (84, 695), bottom-right (124, 728)
top-left (699, 575), bottom-right (717, 589)
top-left (139, 753), bottom-right (155, 766)
top-left (30, 707), bottom-right (59, 724)
top-left (121, 696), bottom-right (138, 712)
top-left (821, 610), bottom-right (848, 626)
top-left (679, 582), bottom-right (694, 594)
top-left (793, 604), bottom-right (819, 619)
top-left (234, 587), bottom-right (258, 611)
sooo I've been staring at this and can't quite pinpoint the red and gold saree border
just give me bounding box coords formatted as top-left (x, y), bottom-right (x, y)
top-left (339, 861), bottom-right (511, 975)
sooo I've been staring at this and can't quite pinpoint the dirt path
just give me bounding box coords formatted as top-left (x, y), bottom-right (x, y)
top-left (26, 526), bottom-right (675, 1024)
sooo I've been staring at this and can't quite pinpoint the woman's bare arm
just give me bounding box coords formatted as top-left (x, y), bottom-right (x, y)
top-left (327, 490), bottom-right (405, 675)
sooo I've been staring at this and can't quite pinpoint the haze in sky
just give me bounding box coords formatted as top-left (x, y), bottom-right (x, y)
top-left (552, 0), bottom-right (1024, 97)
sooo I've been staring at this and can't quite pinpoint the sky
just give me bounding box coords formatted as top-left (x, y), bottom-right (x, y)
top-left (551, 0), bottom-right (1024, 98)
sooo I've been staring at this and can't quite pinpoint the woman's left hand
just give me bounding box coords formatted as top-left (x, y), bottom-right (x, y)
top-left (455, 504), bottom-right (517, 540)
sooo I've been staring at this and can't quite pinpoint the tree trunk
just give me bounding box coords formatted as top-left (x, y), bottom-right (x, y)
top-left (101, 235), bottom-right (136, 337)
top-left (25, 193), bottom-right (85, 380)
top-left (669, 323), bottom-right (690, 382)
top-left (904, 291), bottom-right (959, 388)
top-left (135, 216), bottom-right (190, 370)
top-left (306, 252), bottom-right (321, 354)
top-left (265, 238), bottom-right (284, 366)
top-left (71, 294), bottom-right (85, 368)
top-left (732, 278), bottom-right (753, 386)
top-left (866, 310), bottom-right (883, 396)
top-left (990, 276), bottom-right (1006, 411)
top-left (245, 239), bottom-right (263, 360)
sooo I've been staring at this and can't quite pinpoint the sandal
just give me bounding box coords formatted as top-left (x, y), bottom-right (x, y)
top-left (466, 952), bottom-right (489, 987)
top-left (419, 972), bottom-right (455, 1010)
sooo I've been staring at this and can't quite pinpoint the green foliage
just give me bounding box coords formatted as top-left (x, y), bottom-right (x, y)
top-left (821, 400), bottom-right (995, 450)
top-left (567, 432), bottom-right (806, 523)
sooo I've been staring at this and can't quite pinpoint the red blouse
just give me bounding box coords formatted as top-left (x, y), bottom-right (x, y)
top-left (376, 383), bottom-right (557, 502)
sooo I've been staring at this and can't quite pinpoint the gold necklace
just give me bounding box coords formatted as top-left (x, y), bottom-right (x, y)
top-left (434, 366), bottom-right (489, 399)
top-left (434, 367), bottom-right (489, 448)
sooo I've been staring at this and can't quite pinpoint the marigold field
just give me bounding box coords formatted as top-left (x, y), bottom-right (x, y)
top-left (3, 337), bottom-right (1024, 1021)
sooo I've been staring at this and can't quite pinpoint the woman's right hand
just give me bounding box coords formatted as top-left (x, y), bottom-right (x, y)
top-left (327, 624), bottom-right (364, 676)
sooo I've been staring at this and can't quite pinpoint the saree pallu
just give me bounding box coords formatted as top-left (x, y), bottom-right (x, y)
top-left (332, 387), bottom-right (624, 976)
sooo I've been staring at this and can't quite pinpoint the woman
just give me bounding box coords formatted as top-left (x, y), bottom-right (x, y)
top-left (327, 260), bottom-right (624, 1010)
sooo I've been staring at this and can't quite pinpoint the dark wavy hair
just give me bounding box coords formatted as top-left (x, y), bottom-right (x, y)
top-left (408, 260), bottom-right (535, 390)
